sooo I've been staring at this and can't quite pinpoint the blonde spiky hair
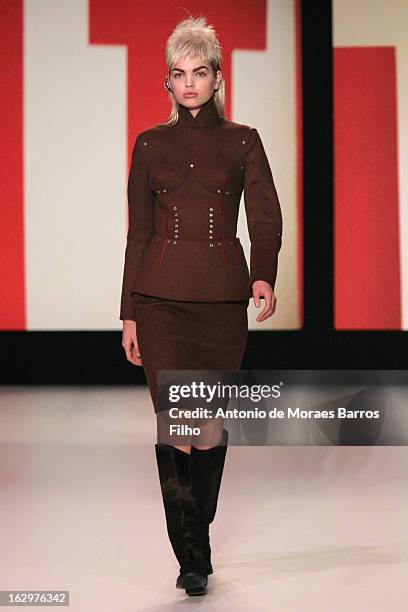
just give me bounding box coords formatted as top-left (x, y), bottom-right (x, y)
top-left (161, 14), bottom-right (225, 126)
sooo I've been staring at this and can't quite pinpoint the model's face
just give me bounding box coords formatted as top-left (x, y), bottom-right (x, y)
top-left (169, 55), bottom-right (222, 115)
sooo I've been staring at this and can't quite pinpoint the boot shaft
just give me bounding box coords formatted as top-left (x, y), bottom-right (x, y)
top-left (155, 443), bottom-right (207, 577)
top-left (191, 428), bottom-right (229, 524)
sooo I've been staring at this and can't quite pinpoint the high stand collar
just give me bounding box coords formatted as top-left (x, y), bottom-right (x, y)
top-left (176, 95), bottom-right (222, 129)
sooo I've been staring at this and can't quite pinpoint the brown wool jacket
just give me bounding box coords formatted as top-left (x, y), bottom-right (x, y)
top-left (119, 96), bottom-right (283, 321)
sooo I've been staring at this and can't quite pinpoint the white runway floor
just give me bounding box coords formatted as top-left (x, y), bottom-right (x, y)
top-left (0, 386), bottom-right (407, 611)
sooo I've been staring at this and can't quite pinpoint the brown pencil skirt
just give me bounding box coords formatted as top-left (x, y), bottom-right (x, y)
top-left (131, 292), bottom-right (249, 415)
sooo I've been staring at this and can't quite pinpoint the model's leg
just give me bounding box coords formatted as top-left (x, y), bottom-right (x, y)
top-left (154, 433), bottom-right (208, 595)
top-left (193, 418), bottom-right (224, 450)
top-left (190, 426), bottom-right (229, 578)
top-left (173, 445), bottom-right (192, 453)
top-left (132, 294), bottom-right (247, 596)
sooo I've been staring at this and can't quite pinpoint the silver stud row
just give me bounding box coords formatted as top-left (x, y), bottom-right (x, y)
top-left (209, 207), bottom-right (214, 240)
top-left (172, 205), bottom-right (179, 241)
top-left (209, 239), bottom-right (234, 248)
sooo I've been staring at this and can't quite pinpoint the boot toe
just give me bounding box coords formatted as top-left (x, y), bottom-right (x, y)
top-left (176, 572), bottom-right (207, 590)
top-left (186, 584), bottom-right (208, 596)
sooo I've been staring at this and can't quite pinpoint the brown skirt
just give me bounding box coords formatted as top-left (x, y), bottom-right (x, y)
top-left (131, 292), bottom-right (249, 415)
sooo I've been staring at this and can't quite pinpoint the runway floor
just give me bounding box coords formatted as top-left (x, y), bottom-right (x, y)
top-left (0, 386), bottom-right (407, 611)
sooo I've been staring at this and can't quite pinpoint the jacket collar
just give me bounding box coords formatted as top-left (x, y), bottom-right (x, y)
top-left (176, 95), bottom-right (221, 129)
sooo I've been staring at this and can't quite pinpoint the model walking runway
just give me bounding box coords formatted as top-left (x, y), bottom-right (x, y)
top-left (120, 14), bottom-right (282, 597)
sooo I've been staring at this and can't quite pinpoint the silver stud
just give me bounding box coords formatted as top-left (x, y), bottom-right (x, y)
top-left (209, 243), bottom-right (214, 247)
top-left (162, 189), bottom-right (167, 193)
top-left (172, 206), bottom-right (177, 210)
top-left (175, 224), bottom-right (178, 228)
top-left (228, 241), bottom-right (232, 245)
top-left (190, 163), bottom-right (194, 167)
top-left (209, 208), bottom-right (213, 211)
top-left (167, 239), bottom-right (171, 243)
top-left (242, 140), bottom-right (246, 144)
top-left (240, 165), bottom-right (244, 170)
top-left (209, 230), bottom-right (213, 234)
top-left (174, 213), bottom-right (178, 217)
top-left (226, 191), bottom-right (230, 195)
top-left (209, 224), bottom-right (213, 228)
top-left (217, 242), bottom-right (221, 246)
top-left (173, 240), bottom-right (177, 245)
top-left (157, 190), bottom-right (161, 194)
top-left (143, 141), bottom-right (148, 146)
top-left (217, 189), bottom-right (221, 194)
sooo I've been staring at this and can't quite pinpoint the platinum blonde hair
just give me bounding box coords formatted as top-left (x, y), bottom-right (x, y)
top-left (160, 14), bottom-right (225, 126)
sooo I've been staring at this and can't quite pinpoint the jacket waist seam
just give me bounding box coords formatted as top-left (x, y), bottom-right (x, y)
top-left (151, 234), bottom-right (240, 243)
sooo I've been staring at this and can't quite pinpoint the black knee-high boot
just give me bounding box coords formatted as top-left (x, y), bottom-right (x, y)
top-left (191, 428), bottom-right (229, 576)
top-left (154, 443), bottom-right (208, 592)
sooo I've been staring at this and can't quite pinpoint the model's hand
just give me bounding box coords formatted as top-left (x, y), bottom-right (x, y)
top-left (251, 280), bottom-right (277, 322)
top-left (122, 320), bottom-right (142, 366)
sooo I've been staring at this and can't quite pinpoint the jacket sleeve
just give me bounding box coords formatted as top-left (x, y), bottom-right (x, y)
top-left (243, 127), bottom-right (283, 292)
top-left (119, 133), bottom-right (155, 321)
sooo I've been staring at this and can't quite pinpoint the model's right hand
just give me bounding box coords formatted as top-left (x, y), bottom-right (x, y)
top-left (122, 320), bottom-right (142, 366)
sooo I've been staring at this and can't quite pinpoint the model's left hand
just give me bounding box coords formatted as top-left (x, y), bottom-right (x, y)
top-left (252, 280), bottom-right (277, 322)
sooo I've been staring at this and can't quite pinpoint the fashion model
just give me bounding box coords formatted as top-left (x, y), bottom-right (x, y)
top-left (120, 15), bottom-right (283, 597)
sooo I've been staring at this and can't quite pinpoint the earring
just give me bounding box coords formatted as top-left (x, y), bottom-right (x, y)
top-left (164, 75), bottom-right (172, 93)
